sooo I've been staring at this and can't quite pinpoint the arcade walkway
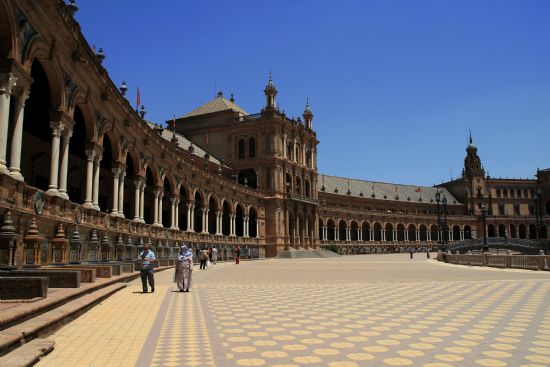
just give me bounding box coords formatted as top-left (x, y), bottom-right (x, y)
top-left (37, 254), bottom-right (550, 367)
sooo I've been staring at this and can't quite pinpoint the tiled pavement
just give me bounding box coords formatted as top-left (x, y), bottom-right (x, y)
top-left (37, 255), bottom-right (550, 366)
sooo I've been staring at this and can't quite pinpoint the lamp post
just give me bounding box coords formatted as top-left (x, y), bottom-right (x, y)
top-left (535, 188), bottom-right (545, 252)
top-left (435, 191), bottom-right (442, 248)
top-left (481, 206), bottom-right (488, 252)
top-left (442, 195), bottom-right (448, 248)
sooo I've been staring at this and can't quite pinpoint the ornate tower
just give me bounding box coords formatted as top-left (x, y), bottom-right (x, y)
top-left (302, 99), bottom-right (313, 130)
top-left (264, 72), bottom-right (277, 110)
top-left (463, 133), bottom-right (488, 215)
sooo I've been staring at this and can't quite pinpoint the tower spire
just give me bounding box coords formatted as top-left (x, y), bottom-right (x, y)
top-left (264, 71), bottom-right (277, 110)
top-left (302, 97), bottom-right (314, 129)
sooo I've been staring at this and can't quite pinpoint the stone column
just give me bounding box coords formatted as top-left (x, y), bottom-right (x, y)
top-left (58, 129), bottom-right (72, 199)
top-left (405, 231), bottom-right (409, 241)
top-left (382, 230), bottom-right (386, 242)
top-left (460, 230), bottom-right (464, 241)
top-left (111, 168), bottom-right (120, 216)
top-left (186, 203), bottom-right (193, 231)
top-left (152, 188), bottom-right (160, 226)
top-left (416, 230), bottom-right (420, 242)
top-left (359, 229), bottom-right (363, 242)
top-left (45, 121), bottom-right (64, 195)
top-left (216, 211), bottom-right (222, 235)
top-left (158, 191), bottom-right (164, 227)
top-left (8, 89), bottom-right (30, 180)
top-left (92, 155), bottom-right (102, 210)
top-left (139, 182), bottom-right (146, 222)
top-left (83, 150), bottom-right (96, 208)
top-left (283, 133), bottom-right (287, 158)
top-left (175, 199), bottom-right (180, 228)
top-left (0, 73), bottom-right (17, 174)
top-left (118, 171), bottom-right (126, 217)
top-left (243, 216), bottom-right (249, 238)
top-left (370, 228), bottom-right (374, 241)
top-left (427, 231), bottom-right (431, 241)
top-left (170, 197), bottom-right (177, 229)
top-left (202, 208), bottom-right (208, 233)
top-left (133, 180), bottom-right (141, 221)
top-left (230, 214), bottom-right (236, 237)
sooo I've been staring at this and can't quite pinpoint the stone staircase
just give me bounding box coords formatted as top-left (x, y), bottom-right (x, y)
top-left (277, 249), bottom-right (341, 259)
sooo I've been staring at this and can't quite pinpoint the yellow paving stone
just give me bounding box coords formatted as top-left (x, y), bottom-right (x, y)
top-left (475, 359), bottom-right (508, 367)
top-left (398, 349), bottom-right (425, 357)
top-left (383, 357), bottom-right (414, 365)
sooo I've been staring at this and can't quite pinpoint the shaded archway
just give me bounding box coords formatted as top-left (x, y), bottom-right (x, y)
top-left (248, 137), bottom-right (256, 158)
top-left (350, 221), bottom-right (358, 241)
top-left (396, 224), bottom-right (405, 241)
top-left (498, 224), bottom-right (506, 237)
top-left (487, 224), bottom-right (496, 238)
top-left (161, 177), bottom-right (172, 228)
top-left (464, 225), bottom-right (472, 240)
top-left (66, 105), bottom-right (88, 203)
top-left (122, 153), bottom-right (138, 219)
top-left (235, 204), bottom-right (244, 237)
top-left (178, 184), bottom-right (188, 231)
top-left (0, 2), bottom-right (15, 58)
top-left (143, 166), bottom-right (156, 224)
top-left (305, 179), bottom-right (311, 198)
top-left (519, 224), bottom-right (527, 239)
top-left (319, 218), bottom-right (324, 240)
top-left (419, 225), bottom-right (428, 241)
top-left (430, 225), bottom-right (438, 242)
top-left (327, 219), bottom-right (335, 241)
top-left (385, 223), bottom-right (394, 242)
top-left (373, 222), bottom-right (382, 241)
top-left (362, 222), bottom-right (371, 241)
top-left (286, 173), bottom-right (292, 193)
top-left (452, 225), bottom-right (460, 241)
top-left (249, 207), bottom-right (258, 238)
top-left (237, 139), bottom-right (245, 159)
top-left (98, 135), bottom-right (115, 213)
top-left (222, 200), bottom-right (230, 235)
top-left (408, 224), bottom-right (417, 242)
top-left (208, 197), bottom-right (216, 234)
top-left (529, 224), bottom-right (537, 239)
top-left (339, 220), bottom-right (347, 241)
top-left (18, 60), bottom-right (53, 191)
top-left (296, 176), bottom-right (302, 196)
top-left (193, 191), bottom-right (203, 233)
top-left (510, 224), bottom-right (517, 238)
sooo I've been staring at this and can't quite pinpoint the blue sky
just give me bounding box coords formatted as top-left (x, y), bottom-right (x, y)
top-left (74, 0), bottom-right (550, 186)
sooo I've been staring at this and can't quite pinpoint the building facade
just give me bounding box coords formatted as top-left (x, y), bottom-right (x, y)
top-left (0, 0), bottom-right (548, 266)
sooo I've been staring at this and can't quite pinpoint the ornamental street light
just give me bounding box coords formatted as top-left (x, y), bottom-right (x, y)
top-left (442, 195), bottom-right (448, 247)
top-left (534, 188), bottom-right (545, 251)
top-left (481, 206), bottom-right (489, 252)
top-left (435, 191), bottom-right (441, 247)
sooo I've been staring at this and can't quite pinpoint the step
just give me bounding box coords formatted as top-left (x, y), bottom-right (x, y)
top-left (0, 338), bottom-right (54, 367)
top-left (0, 282), bottom-right (126, 357)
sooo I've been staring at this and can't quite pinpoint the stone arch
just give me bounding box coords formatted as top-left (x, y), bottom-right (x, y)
top-left (193, 191), bottom-right (205, 232)
top-left (249, 207), bottom-right (258, 238)
top-left (373, 222), bottom-right (382, 241)
top-left (222, 200), bottom-right (231, 236)
top-left (385, 223), bottom-right (394, 241)
top-left (350, 221), bottom-right (359, 241)
top-left (419, 224), bottom-right (428, 241)
top-left (23, 38), bottom-right (64, 110)
top-left (178, 183), bottom-right (188, 231)
top-left (452, 225), bottom-right (460, 241)
top-left (143, 165), bottom-right (157, 224)
top-left (464, 225), bottom-right (472, 240)
top-left (519, 224), bottom-right (527, 239)
top-left (161, 175), bottom-right (173, 228)
top-left (362, 221), bottom-right (371, 241)
top-left (207, 196), bottom-right (216, 234)
top-left (235, 202), bottom-right (245, 237)
top-left (66, 105), bottom-right (89, 203)
top-left (498, 224), bottom-right (506, 237)
top-left (338, 219), bottom-right (347, 241)
top-left (396, 223), bottom-right (406, 242)
top-left (327, 219), bottom-right (336, 241)
top-left (487, 224), bottom-right (496, 238)
top-left (430, 225), bottom-right (438, 242)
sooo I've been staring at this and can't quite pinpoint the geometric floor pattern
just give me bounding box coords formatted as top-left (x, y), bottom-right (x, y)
top-left (149, 290), bottom-right (215, 367)
top-left (36, 255), bottom-right (550, 367)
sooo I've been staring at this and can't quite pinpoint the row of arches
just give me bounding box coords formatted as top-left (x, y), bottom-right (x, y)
top-left (286, 172), bottom-right (312, 197)
top-left (487, 223), bottom-right (547, 240)
top-left (319, 219), bottom-right (473, 243)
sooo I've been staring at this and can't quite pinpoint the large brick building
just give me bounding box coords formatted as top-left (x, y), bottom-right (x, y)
top-left (0, 0), bottom-right (548, 266)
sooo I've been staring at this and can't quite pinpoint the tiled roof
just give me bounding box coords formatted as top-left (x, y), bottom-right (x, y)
top-left (318, 174), bottom-right (462, 205)
top-left (145, 121), bottom-right (225, 166)
top-left (182, 95), bottom-right (248, 118)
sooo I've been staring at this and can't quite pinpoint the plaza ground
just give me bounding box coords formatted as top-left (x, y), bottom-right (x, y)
top-left (37, 254), bottom-right (550, 367)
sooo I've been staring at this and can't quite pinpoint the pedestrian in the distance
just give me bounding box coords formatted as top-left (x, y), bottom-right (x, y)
top-left (176, 244), bottom-right (193, 292)
top-left (200, 248), bottom-right (208, 270)
top-left (426, 249), bottom-right (430, 259)
top-left (208, 246), bottom-right (213, 263)
top-left (409, 247), bottom-right (414, 259)
top-left (235, 245), bottom-right (241, 264)
top-left (138, 242), bottom-right (156, 293)
top-left (212, 247), bottom-right (218, 265)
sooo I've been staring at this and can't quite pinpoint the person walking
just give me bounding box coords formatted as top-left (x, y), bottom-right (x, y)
top-left (208, 246), bottom-right (213, 263)
top-left (138, 242), bottom-right (156, 293)
top-left (176, 244), bottom-right (193, 292)
top-left (235, 245), bottom-right (241, 265)
top-left (409, 247), bottom-right (414, 259)
top-left (426, 249), bottom-right (430, 259)
top-left (200, 248), bottom-right (208, 270)
top-left (212, 246), bottom-right (218, 265)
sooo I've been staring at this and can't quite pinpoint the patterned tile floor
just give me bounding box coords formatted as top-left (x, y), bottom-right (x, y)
top-left (37, 255), bottom-right (550, 366)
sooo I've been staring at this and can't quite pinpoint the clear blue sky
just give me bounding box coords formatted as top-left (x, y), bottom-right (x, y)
top-left (74, 0), bottom-right (550, 186)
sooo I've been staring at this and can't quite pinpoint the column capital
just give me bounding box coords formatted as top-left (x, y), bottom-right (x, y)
top-left (0, 72), bottom-right (17, 96)
top-left (49, 120), bottom-right (64, 136)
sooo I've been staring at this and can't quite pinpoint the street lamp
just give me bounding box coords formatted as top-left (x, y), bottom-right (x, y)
top-left (481, 206), bottom-right (488, 252)
top-left (435, 191), bottom-right (442, 249)
top-left (534, 188), bottom-right (544, 251)
top-left (442, 195), bottom-right (448, 248)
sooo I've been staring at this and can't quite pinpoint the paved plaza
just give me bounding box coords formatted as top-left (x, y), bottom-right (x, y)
top-left (37, 254), bottom-right (550, 367)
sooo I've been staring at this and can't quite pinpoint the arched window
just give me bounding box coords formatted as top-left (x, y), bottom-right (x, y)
top-left (248, 138), bottom-right (256, 158)
top-left (238, 139), bottom-right (245, 159)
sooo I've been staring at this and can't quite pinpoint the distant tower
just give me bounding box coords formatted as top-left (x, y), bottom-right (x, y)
top-left (464, 132), bottom-right (484, 178)
top-left (264, 72), bottom-right (277, 110)
top-left (302, 98), bottom-right (313, 130)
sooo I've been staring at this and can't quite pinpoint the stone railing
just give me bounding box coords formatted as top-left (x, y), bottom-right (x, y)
top-left (436, 252), bottom-right (550, 271)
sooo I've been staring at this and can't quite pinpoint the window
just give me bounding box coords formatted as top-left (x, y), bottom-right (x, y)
top-left (524, 189), bottom-right (528, 198)
top-left (248, 138), bottom-right (256, 158)
top-left (496, 189), bottom-right (501, 198)
top-left (238, 139), bottom-right (245, 159)
top-left (503, 189), bottom-right (508, 198)
top-left (529, 205), bottom-right (535, 215)
top-left (498, 203), bottom-right (505, 215)
top-left (513, 204), bottom-right (520, 215)
top-left (516, 189), bottom-right (521, 198)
